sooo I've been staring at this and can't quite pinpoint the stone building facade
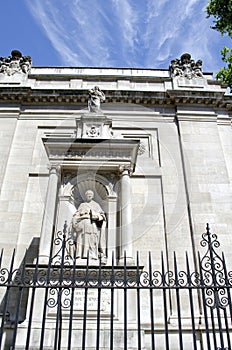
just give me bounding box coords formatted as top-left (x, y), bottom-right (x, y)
top-left (0, 51), bottom-right (232, 349)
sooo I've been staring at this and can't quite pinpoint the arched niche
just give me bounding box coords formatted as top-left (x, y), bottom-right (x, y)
top-left (56, 171), bottom-right (118, 262)
top-left (71, 180), bottom-right (108, 214)
top-left (62, 172), bottom-right (117, 196)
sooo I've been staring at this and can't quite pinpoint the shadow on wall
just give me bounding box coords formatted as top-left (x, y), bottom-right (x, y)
top-left (0, 237), bottom-right (40, 324)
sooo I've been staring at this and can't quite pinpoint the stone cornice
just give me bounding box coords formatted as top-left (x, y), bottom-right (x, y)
top-left (43, 137), bottom-right (140, 173)
top-left (0, 87), bottom-right (230, 109)
top-left (166, 90), bottom-right (226, 108)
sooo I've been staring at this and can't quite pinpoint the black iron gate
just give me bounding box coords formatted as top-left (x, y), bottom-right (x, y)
top-left (0, 225), bottom-right (231, 349)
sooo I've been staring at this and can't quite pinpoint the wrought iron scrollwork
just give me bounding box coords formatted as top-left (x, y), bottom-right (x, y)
top-left (51, 221), bottom-right (76, 266)
top-left (200, 224), bottom-right (230, 309)
top-left (1, 222), bottom-right (232, 350)
top-left (0, 223), bottom-right (232, 314)
top-left (47, 287), bottom-right (72, 309)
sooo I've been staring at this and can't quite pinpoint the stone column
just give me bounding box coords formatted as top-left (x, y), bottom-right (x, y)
top-left (107, 195), bottom-right (118, 264)
top-left (118, 166), bottom-right (134, 265)
top-left (39, 164), bottom-right (60, 262)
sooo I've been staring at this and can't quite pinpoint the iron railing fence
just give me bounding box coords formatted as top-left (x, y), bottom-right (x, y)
top-left (0, 224), bottom-right (231, 349)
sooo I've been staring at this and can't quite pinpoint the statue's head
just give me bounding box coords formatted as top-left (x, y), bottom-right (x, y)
top-left (85, 190), bottom-right (94, 202)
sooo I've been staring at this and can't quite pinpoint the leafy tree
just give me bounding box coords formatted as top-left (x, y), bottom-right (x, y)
top-left (206, 0), bottom-right (232, 89)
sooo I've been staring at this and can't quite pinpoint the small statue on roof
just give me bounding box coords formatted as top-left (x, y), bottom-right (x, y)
top-left (0, 50), bottom-right (32, 76)
top-left (169, 53), bottom-right (203, 79)
top-left (88, 86), bottom-right (105, 113)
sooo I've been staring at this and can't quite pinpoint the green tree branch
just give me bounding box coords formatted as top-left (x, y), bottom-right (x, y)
top-left (206, 0), bottom-right (232, 90)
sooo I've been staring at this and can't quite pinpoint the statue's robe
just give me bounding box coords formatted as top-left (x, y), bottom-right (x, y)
top-left (71, 200), bottom-right (106, 260)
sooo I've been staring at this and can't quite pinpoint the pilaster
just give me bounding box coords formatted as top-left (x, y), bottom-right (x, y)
top-left (118, 165), bottom-right (134, 265)
top-left (39, 164), bottom-right (60, 262)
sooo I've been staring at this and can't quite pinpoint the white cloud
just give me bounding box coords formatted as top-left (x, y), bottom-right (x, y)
top-left (25, 0), bottom-right (114, 66)
top-left (24, 0), bottom-right (226, 72)
top-left (25, 0), bottom-right (82, 65)
top-left (112, 0), bottom-right (138, 49)
top-left (143, 0), bottom-right (215, 70)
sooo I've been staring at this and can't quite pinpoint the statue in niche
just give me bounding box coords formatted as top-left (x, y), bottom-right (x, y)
top-left (70, 190), bottom-right (107, 263)
top-left (88, 86), bottom-right (105, 113)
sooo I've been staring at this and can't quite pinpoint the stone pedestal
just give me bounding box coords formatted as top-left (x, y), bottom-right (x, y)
top-left (76, 114), bottom-right (113, 139)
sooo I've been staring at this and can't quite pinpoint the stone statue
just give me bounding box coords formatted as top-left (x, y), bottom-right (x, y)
top-left (71, 190), bottom-right (107, 263)
top-left (88, 86), bottom-right (105, 113)
top-left (180, 53), bottom-right (193, 79)
top-left (194, 60), bottom-right (204, 78)
top-left (169, 53), bottom-right (203, 79)
top-left (0, 50), bottom-right (32, 76)
top-left (169, 59), bottom-right (183, 77)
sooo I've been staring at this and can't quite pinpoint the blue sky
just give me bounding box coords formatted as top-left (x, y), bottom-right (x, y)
top-left (0, 0), bottom-right (231, 74)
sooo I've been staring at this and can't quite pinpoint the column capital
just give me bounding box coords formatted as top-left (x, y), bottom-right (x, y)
top-left (48, 163), bottom-right (61, 175)
top-left (119, 165), bottom-right (132, 176)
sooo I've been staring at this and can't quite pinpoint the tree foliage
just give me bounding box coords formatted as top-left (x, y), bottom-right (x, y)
top-left (206, 0), bottom-right (232, 89)
top-left (206, 0), bottom-right (232, 36)
top-left (216, 47), bottom-right (232, 87)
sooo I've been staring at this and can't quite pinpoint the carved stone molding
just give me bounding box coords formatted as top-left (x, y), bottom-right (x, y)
top-left (86, 125), bottom-right (100, 137)
top-left (49, 149), bottom-right (132, 159)
top-left (0, 87), bottom-right (229, 109)
top-left (138, 142), bottom-right (146, 156)
top-left (43, 138), bottom-right (139, 174)
top-left (48, 164), bottom-right (61, 175)
top-left (119, 165), bottom-right (132, 176)
top-left (76, 115), bottom-right (113, 139)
